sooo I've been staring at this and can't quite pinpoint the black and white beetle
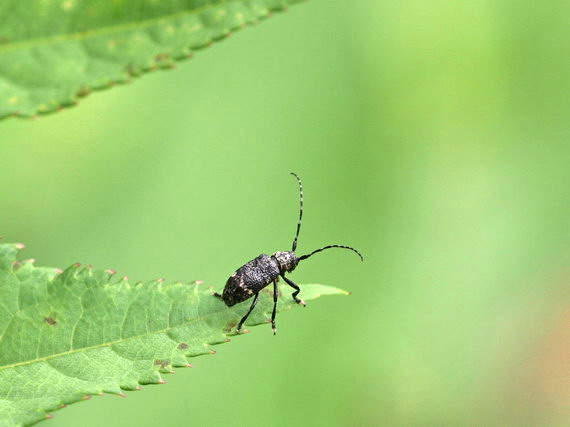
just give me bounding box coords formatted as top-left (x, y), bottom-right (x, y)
top-left (214, 173), bottom-right (363, 334)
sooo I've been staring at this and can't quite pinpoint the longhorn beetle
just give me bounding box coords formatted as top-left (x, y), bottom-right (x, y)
top-left (214, 173), bottom-right (363, 334)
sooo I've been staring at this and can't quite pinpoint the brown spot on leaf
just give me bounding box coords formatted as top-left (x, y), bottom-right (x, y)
top-left (44, 316), bottom-right (57, 326)
top-left (177, 343), bottom-right (188, 350)
top-left (224, 321), bottom-right (237, 333)
top-left (76, 87), bottom-right (91, 97)
top-left (154, 359), bottom-right (169, 369)
top-left (125, 63), bottom-right (138, 76)
top-left (155, 53), bottom-right (170, 62)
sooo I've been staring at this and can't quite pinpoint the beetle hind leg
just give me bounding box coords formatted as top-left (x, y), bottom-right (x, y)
top-left (236, 292), bottom-right (260, 333)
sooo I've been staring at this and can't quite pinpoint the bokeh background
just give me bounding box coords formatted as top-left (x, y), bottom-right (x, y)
top-left (1, 0), bottom-right (569, 425)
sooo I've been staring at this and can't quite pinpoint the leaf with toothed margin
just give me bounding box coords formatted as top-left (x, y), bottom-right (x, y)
top-left (0, 0), bottom-right (304, 120)
top-left (0, 243), bottom-right (347, 425)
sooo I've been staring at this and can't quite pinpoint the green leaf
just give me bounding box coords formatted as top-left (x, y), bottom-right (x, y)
top-left (0, 0), bottom-right (303, 119)
top-left (0, 243), bottom-right (346, 425)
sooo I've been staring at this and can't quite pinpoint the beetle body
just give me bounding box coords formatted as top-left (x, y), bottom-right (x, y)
top-left (215, 173), bottom-right (363, 334)
top-left (222, 252), bottom-right (298, 306)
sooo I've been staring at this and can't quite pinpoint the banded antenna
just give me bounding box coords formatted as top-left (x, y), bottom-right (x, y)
top-left (290, 172), bottom-right (303, 252)
top-left (298, 244), bottom-right (364, 262)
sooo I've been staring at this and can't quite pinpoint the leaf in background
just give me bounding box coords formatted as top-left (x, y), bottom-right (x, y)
top-left (0, 243), bottom-right (345, 425)
top-left (0, 0), bottom-right (303, 119)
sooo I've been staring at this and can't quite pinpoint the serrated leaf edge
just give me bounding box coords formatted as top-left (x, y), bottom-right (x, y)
top-left (1, 0), bottom-right (303, 120)
top-left (0, 242), bottom-right (346, 425)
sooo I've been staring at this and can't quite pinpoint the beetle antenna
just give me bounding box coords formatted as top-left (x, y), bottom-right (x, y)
top-left (298, 245), bottom-right (364, 262)
top-left (290, 172), bottom-right (303, 252)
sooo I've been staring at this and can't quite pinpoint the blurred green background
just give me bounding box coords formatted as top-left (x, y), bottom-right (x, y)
top-left (1, 0), bottom-right (569, 425)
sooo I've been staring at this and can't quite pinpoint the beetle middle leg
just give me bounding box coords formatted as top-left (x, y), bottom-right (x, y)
top-left (237, 292), bottom-right (260, 333)
top-left (271, 280), bottom-right (278, 334)
top-left (281, 274), bottom-right (306, 306)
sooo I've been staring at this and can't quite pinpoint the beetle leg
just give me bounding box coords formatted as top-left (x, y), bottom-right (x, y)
top-left (237, 292), bottom-right (260, 333)
top-left (271, 280), bottom-right (278, 334)
top-left (213, 292), bottom-right (223, 299)
top-left (280, 274), bottom-right (306, 306)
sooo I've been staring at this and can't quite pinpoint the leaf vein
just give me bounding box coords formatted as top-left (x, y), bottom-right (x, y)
top-left (0, 297), bottom-right (228, 372)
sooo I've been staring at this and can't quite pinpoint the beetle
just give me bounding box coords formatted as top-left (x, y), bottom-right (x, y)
top-left (214, 173), bottom-right (363, 334)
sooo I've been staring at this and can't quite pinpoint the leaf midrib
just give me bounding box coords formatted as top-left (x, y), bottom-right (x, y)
top-left (0, 0), bottom-right (244, 54)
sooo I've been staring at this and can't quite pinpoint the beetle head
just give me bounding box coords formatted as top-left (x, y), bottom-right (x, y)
top-left (273, 251), bottom-right (298, 273)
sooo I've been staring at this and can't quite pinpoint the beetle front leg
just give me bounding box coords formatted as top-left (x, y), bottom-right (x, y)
top-left (237, 292), bottom-right (260, 333)
top-left (280, 274), bottom-right (306, 306)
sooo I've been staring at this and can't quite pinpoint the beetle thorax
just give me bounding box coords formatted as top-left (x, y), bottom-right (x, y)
top-left (272, 251), bottom-right (298, 273)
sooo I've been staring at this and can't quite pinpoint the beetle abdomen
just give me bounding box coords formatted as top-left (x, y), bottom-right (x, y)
top-left (222, 254), bottom-right (280, 306)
